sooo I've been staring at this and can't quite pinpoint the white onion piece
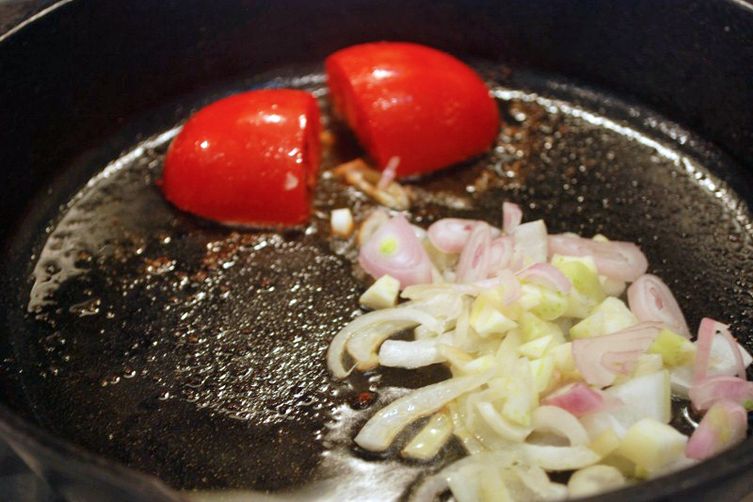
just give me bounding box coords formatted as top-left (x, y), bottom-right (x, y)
top-left (347, 308), bottom-right (443, 371)
top-left (695, 318), bottom-right (722, 383)
top-left (628, 274), bottom-right (690, 337)
top-left (605, 370), bottom-right (671, 427)
top-left (520, 444), bottom-right (600, 471)
top-left (427, 218), bottom-right (484, 254)
top-left (543, 383), bottom-right (606, 417)
top-left (476, 401), bottom-right (532, 442)
top-left (358, 214), bottom-right (433, 287)
top-left (512, 464), bottom-right (568, 501)
top-left (456, 223), bottom-right (493, 283)
top-left (330, 208), bottom-right (354, 237)
top-left (512, 220), bottom-right (548, 267)
top-left (580, 411), bottom-right (629, 440)
top-left (327, 307), bottom-right (440, 378)
top-left (379, 340), bottom-right (445, 369)
top-left (686, 400), bottom-right (747, 460)
top-left (572, 322), bottom-right (662, 387)
top-left (355, 374), bottom-right (489, 451)
top-left (517, 263), bottom-right (572, 293)
top-left (689, 375), bottom-right (753, 412)
top-left (532, 406), bottom-right (590, 446)
top-left (718, 324), bottom-right (747, 380)
top-left (489, 236), bottom-right (514, 272)
top-left (411, 451), bottom-right (520, 502)
top-left (669, 365), bottom-right (694, 398)
top-left (503, 202), bottom-right (523, 234)
top-left (568, 465), bottom-right (626, 498)
top-left (548, 234), bottom-right (648, 282)
top-left (673, 333), bottom-right (753, 397)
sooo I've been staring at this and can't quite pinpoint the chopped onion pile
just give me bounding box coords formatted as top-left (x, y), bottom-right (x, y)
top-left (326, 206), bottom-right (753, 501)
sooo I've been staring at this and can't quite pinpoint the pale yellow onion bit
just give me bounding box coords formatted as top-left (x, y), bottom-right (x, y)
top-left (333, 158), bottom-right (411, 210)
top-left (401, 411), bottom-right (454, 461)
top-left (354, 373), bottom-right (490, 451)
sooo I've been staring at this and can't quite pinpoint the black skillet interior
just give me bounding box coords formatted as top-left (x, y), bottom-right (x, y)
top-left (1, 1), bottom-right (753, 501)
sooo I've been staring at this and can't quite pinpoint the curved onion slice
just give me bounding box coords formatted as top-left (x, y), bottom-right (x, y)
top-left (686, 399), bottom-right (747, 460)
top-left (628, 274), bottom-right (690, 337)
top-left (503, 202), bottom-right (523, 234)
top-left (411, 451), bottom-right (521, 501)
top-left (476, 401), bottom-right (532, 442)
top-left (359, 214), bottom-right (433, 287)
top-left (427, 218), bottom-right (484, 254)
top-left (572, 322), bottom-right (662, 387)
top-left (520, 444), bottom-right (600, 471)
top-left (347, 308), bottom-right (443, 371)
top-left (543, 383), bottom-right (606, 417)
top-left (401, 411), bottom-right (453, 461)
top-left (513, 466), bottom-right (569, 501)
top-left (354, 374), bottom-right (489, 451)
top-left (568, 465), bottom-right (626, 498)
top-left (517, 263), bottom-right (572, 293)
top-left (327, 307), bottom-right (441, 378)
top-left (689, 375), bottom-right (753, 412)
top-left (548, 234), bottom-right (648, 282)
top-left (695, 318), bottom-right (727, 383)
top-left (456, 223), bottom-right (493, 283)
top-left (379, 339), bottom-right (445, 369)
top-left (532, 405), bottom-right (590, 446)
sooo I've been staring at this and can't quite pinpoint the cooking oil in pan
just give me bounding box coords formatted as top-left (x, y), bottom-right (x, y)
top-left (11, 66), bottom-right (753, 498)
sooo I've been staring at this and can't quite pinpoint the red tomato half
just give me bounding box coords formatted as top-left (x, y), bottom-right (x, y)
top-left (326, 42), bottom-right (499, 178)
top-left (161, 89), bottom-right (321, 226)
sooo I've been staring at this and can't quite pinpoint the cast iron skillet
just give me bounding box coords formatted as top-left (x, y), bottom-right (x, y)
top-left (1, 1), bottom-right (753, 501)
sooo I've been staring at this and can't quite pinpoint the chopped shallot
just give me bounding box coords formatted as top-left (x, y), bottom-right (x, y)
top-left (686, 400), bottom-right (747, 460)
top-left (325, 207), bottom-right (751, 502)
top-left (358, 214), bottom-right (433, 287)
top-left (627, 274), bottom-right (690, 337)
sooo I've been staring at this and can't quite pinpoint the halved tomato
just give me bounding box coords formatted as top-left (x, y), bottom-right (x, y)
top-left (326, 42), bottom-right (499, 178)
top-left (161, 89), bottom-right (321, 226)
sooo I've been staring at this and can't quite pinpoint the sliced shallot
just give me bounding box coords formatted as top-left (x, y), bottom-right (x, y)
top-left (358, 214), bottom-right (433, 287)
top-left (427, 218), bottom-right (483, 254)
top-left (627, 274), bottom-right (690, 337)
top-left (572, 322), bottom-right (662, 387)
top-left (548, 234), bottom-right (648, 282)
top-left (693, 318), bottom-right (745, 383)
top-left (456, 223), bottom-right (493, 283)
top-left (543, 383), bottom-right (606, 417)
top-left (686, 399), bottom-right (747, 460)
top-left (517, 263), bottom-right (572, 293)
top-left (689, 375), bottom-right (753, 412)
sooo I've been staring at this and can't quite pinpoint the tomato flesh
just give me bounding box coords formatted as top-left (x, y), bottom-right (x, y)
top-left (326, 42), bottom-right (499, 178)
top-left (162, 89), bottom-right (321, 226)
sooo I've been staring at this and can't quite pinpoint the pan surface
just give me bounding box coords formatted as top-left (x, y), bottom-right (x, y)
top-left (2, 59), bottom-right (753, 501)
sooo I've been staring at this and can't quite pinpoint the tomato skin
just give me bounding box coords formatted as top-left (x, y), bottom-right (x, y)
top-left (162, 89), bottom-right (321, 226)
top-left (326, 42), bottom-right (499, 178)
